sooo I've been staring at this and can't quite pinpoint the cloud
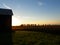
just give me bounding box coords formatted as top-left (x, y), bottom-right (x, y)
top-left (21, 16), bottom-right (37, 20)
top-left (2, 3), bottom-right (11, 9)
top-left (22, 16), bottom-right (32, 18)
top-left (38, 2), bottom-right (44, 6)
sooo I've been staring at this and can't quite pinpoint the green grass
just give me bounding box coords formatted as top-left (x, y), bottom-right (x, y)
top-left (12, 31), bottom-right (60, 45)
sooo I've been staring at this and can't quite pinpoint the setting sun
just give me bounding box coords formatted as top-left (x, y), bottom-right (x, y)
top-left (12, 16), bottom-right (21, 26)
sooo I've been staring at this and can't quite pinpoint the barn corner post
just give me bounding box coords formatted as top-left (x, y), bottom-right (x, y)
top-left (0, 8), bottom-right (13, 45)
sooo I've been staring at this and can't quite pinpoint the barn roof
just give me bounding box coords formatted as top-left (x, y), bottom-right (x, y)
top-left (0, 8), bottom-right (13, 15)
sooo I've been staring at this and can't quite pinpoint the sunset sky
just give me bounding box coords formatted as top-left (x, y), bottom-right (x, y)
top-left (0, 0), bottom-right (60, 26)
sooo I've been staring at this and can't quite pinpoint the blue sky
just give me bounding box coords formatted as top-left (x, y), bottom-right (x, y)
top-left (0, 0), bottom-right (60, 25)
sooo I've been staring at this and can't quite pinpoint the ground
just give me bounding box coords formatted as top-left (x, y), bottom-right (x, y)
top-left (12, 31), bottom-right (60, 45)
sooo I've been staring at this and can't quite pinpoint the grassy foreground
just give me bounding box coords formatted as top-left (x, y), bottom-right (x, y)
top-left (12, 31), bottom-right (60, 45)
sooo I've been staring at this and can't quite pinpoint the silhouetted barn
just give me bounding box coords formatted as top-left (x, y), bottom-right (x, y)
top-left (0, 8), bottom-right (13, 45)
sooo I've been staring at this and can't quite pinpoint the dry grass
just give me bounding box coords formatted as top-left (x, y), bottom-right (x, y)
top-left (12, 31), bottom-right (60, 45)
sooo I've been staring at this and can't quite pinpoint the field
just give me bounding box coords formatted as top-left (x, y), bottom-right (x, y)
top-left (12, 31), bottom-right (60, 45)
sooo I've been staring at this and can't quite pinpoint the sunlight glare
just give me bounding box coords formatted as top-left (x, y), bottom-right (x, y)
top-left (12, 16), bottom-right (21, 26)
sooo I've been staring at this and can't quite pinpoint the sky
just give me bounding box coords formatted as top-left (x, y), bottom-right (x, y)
top-left (0, 0), bottom-right (60, 25)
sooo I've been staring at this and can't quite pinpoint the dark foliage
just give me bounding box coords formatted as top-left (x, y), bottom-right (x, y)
top-left (12, 25), bottom-right (60, 35)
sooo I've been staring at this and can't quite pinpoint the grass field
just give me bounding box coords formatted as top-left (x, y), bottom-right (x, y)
top-left (12, 31), bottom-right (60, 45)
